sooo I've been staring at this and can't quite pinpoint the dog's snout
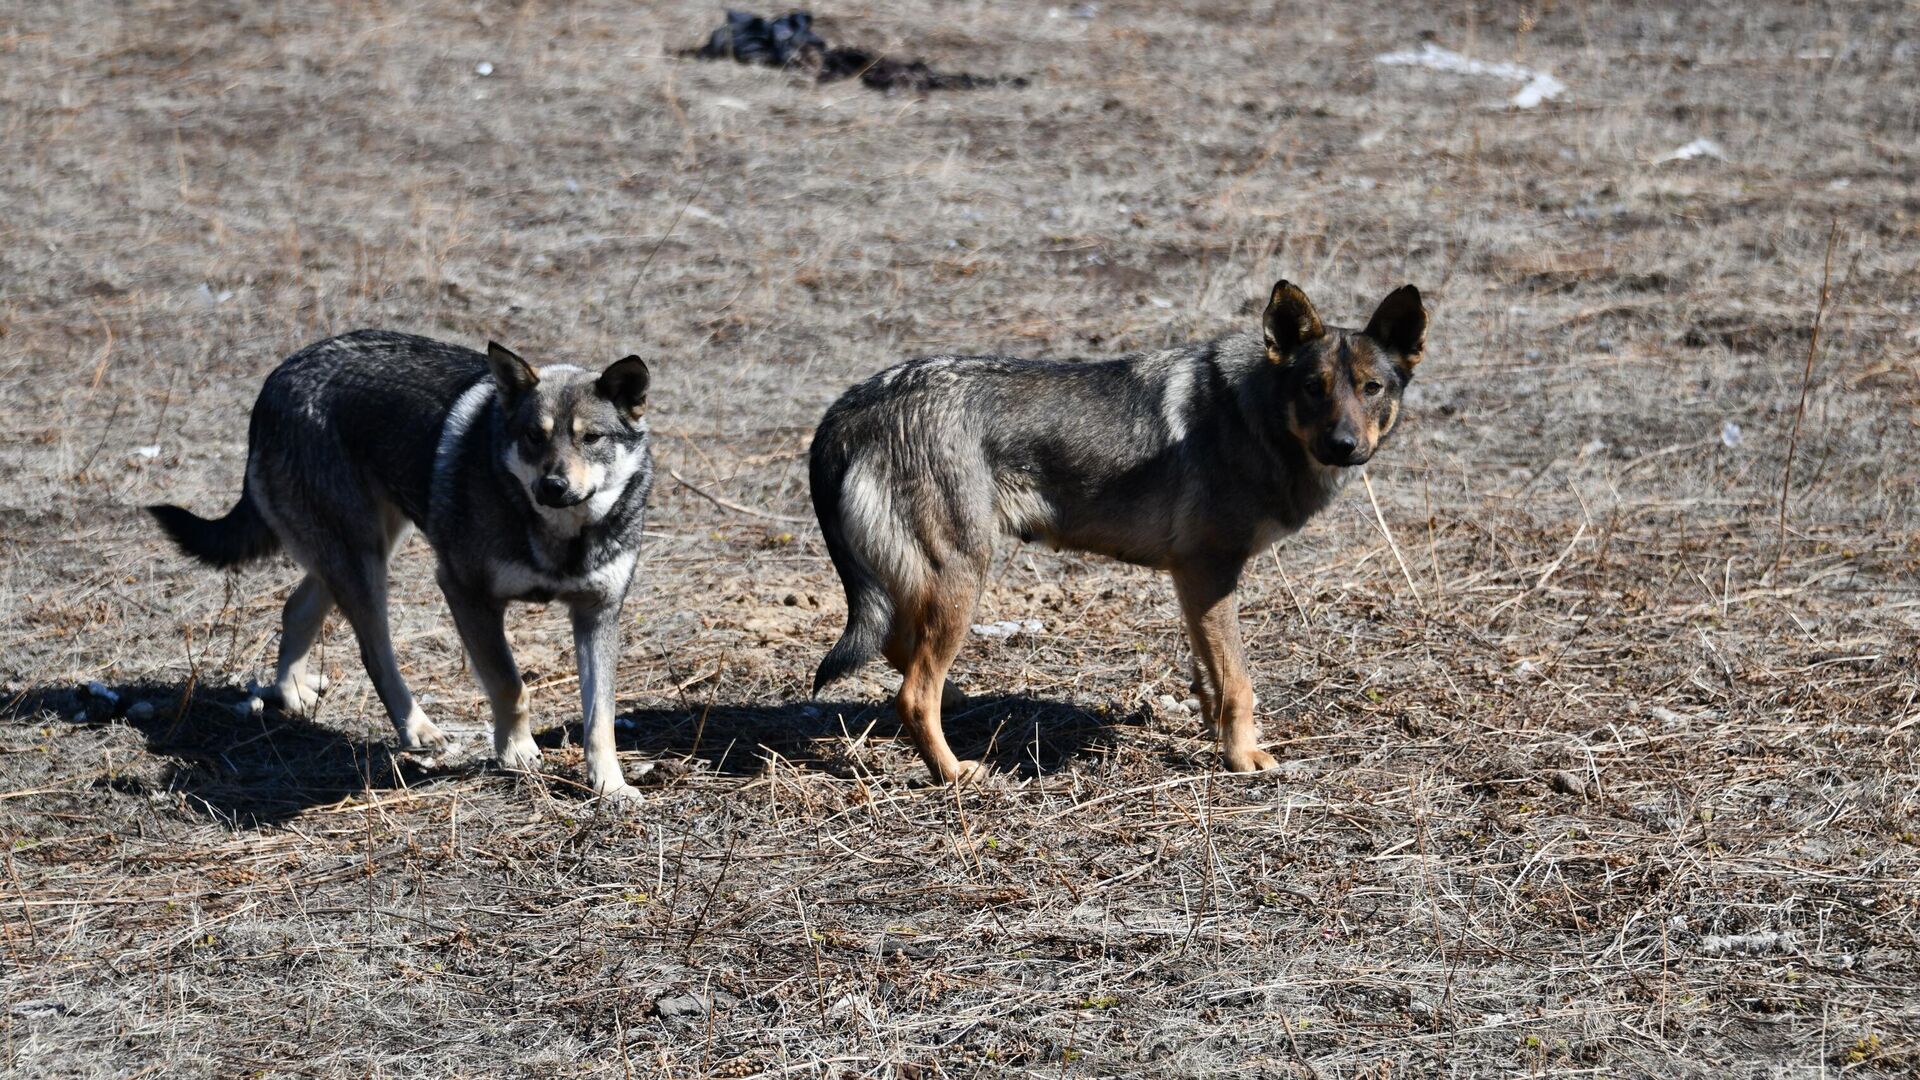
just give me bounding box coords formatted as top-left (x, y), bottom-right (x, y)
top-left (1317, 426), bottom-right (1372, 467)
top-left (534, 475), bottom-right (571, 504)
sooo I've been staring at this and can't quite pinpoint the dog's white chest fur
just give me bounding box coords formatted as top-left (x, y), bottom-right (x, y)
top-left (488, 549), bottom-right (637, 602)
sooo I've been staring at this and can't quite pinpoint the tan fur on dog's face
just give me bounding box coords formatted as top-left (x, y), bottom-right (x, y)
top-left (1263, 281), bottom-right (1426, 468)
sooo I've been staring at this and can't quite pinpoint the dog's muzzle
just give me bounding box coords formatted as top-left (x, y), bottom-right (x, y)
top-left (1317, 433), bottom-right (1372, 468)
top-left (534, 476), bottom-right (589, 508)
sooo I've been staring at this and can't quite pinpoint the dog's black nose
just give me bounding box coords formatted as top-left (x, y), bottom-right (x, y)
top-left (535, 476), bottom-right (570, 501)
top-left (1329, 432), bottom-right (1358, 457)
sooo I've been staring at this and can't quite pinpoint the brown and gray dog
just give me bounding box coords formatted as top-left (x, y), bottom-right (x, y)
top-left (809, 279), bottom-right (1427, 783)
top-left (149, 330), bottom-right (656, 803)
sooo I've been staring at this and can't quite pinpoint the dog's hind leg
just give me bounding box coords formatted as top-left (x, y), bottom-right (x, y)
top-left (268, 575), bottom-right (334, 716)
top-left (885, 574), bottom-right (988, 786)
top-left (1171, 562), bottom-right (1277, 773)
top-left (442, 581), bottom-right (535, 773)
top-left (315, 508), bottom-right (446, 752)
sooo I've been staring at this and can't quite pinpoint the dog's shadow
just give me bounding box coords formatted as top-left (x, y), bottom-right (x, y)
top-left (12, 682), bottom-right (459, 827)
top-left (537, 693), bottom-right (1138, 781)
top-left (12, 682), bottom-right (1138, 827)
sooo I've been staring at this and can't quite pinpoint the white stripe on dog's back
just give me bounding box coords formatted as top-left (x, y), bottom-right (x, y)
top-left (430, 378), bottom-right (495, 521)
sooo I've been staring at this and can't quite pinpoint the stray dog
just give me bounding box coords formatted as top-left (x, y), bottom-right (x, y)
top-left (809, 279), bottom-right (1426, 783)
top-left (148, 330), bottom-right (656, 803)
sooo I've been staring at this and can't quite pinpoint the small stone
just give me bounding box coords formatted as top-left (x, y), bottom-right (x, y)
top-left (1547, 770), bottom-right (1587, 797)
top-left (874, 935), bottom-right (938, 959)
top-left (126, 701), bottom-right (156, 722)
top-left (654, 993), bottom-right (708, 1020)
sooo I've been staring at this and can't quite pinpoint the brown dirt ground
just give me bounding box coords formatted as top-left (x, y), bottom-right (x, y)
top-left (3, 1), bottom-right (1919, 1076)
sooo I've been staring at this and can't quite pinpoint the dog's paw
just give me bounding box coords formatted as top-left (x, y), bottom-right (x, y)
top-left (253, 678), bottom-right (324, 718)
top-left (592, 781), bottom-right (644, 810)
top-left (943, 759), bottom-right (989, 787)
top-left (277, 681), bottom-right (322, 718)
top-left (495, 737), bottom-right (543, 773)
top-left (1223, 747), bottom-right (1280, 773)
top-left (397, 713), bottom-right (450, 753)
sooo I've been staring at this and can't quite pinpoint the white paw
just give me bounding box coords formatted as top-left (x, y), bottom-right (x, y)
top-left (593, 781), bottom-right (643, 809)
top-left (277, 680), bottom-right (321, 718)
top-left (397, 713), bottom-right (449, 752)
top-left (251, 678), bottom-right (322, 718)
top-left (496, 737), bottom-right (543, 773)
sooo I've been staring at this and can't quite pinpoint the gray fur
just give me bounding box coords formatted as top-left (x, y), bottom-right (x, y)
top-left (148, 329), bottom-right (656, 803)
top-left (810, 280), bottom-right (1426, 781)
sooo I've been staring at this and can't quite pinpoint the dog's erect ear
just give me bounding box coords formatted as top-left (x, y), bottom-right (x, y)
top-left (487, 342), bottom-right (539, 406)
top-left (1263, 280), bottom-right (1325, 360)
top-left (596, 355), bottom-right (650, 420)
top-left (1363, 284), bottom-right (1427, 366)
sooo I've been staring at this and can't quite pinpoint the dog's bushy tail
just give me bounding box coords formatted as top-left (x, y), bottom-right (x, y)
top-left (147, 489), bottom-right (279, 569)
top-left (810, 440), bottom-right (894, 695)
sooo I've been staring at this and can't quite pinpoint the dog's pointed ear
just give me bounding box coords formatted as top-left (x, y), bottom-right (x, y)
top-left (487, 342), bottom-right (539, 406)
top-left (596, 355), bottom-right (650, 420)
top-left (1363, 284), bottom-right (1427, 366)
top-left (1263, 280), bottom-right (1325, 361)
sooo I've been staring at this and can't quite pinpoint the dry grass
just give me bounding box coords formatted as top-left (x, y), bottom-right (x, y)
top-left (4, 0), bottom-right (1919, 1076)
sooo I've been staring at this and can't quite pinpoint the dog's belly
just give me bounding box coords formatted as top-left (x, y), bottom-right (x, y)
top-left (993, 475), bottom-right (1182, 569)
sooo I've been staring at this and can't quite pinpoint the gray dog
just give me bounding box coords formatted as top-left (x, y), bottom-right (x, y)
top-left (810, 279), bottom-right (1427, 784)
top-left (149, 330), bottom-right (655, 803)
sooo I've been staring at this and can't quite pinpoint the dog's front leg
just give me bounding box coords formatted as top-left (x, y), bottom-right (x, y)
top-left (1171, 563), bottom-right (1278, 773)
top-left (441, 577), bottom-right (537, 773)
top-left (571, 602), bottom-right (639, 805)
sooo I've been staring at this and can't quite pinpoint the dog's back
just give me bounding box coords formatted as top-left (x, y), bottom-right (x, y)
top-left (254, 331), bottom-right (489, 527)
top-left (150, 330), bottom-right (487, 568)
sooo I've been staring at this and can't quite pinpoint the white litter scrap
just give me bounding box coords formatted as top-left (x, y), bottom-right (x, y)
top-left (1700, 931), bottom-right (1796, 957)
top-left (970, 619), bottom-right (1043, 639)
top-left (1374, 42), bottom-right (1566, 109)
top-left (1656, 137), bottom-right (1727, 164)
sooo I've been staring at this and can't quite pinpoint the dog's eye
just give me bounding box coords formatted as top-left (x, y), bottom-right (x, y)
top-left (520, 428), bottom-right (545, 447)
top-left (1364, 381), bottom-right (1384, 396)
top-left (581, 432), bottom-right (604, 445)
top-left (1302, 381), bottom-right (1326, 399)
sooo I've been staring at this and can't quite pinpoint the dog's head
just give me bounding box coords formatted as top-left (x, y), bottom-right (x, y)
top-left (486, 343), bottom-right (652, 519)
top-left (1263, 280), bottom-right (1426, 468)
